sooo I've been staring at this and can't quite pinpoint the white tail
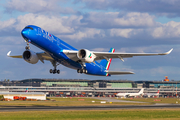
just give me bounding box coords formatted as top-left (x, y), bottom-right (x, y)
top-left (139, 88), bottom-right (144, 94)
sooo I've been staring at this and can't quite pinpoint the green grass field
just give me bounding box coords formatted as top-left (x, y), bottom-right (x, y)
top-left (0, 97), bottom-right (180, 119)
top-left (117, 98), bottom-right (180, 104)
top-left (0, 109), bottom-right (180, 120)
top-left (1, 97), bottom-right (180, 107)
top-left (0, 97), bottom-right (151, 106)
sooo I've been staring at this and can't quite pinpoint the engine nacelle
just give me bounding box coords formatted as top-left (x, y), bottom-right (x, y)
top-left (77, 49), bottom-right (96, 63)
top-left (23, 50), bottom-right (39, 64)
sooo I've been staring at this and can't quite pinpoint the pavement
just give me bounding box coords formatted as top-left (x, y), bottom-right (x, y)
top-left (0, 104), bottom-right (180, 111)
top-left (95, 97), bottom-right (147, 103)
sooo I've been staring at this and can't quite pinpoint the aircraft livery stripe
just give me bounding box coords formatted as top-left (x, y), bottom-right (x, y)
top-left (106, 48), bottom-right (115, 76)
top-left (106, 48), bottom-right (115, 70)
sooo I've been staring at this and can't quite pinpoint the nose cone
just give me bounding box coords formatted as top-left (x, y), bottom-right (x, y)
top-left (21, 29), bottom-right (29, 41)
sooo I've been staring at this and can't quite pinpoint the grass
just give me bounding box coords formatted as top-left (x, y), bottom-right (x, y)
top-left (0, 98), bottom-right (180, 119)
top-left (116, 98), bottom-right (180, 104)
top-left (0, 97), bottom-right (151, 106)
top-left (1, 97), bottom-right (179, 107)
top-left (0, 109), bottom-right (180, 120)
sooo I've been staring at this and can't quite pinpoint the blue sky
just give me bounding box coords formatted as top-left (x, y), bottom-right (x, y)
top-left (0, 0), bottom-right (180, 81)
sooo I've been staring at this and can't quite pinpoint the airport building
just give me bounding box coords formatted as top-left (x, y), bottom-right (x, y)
top-left (0, 78), bottom-right (180, 98)
top-left (0, 92), bottom-right (46, 100)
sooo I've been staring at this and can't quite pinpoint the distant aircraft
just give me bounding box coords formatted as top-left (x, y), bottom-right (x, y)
top-left (7, 25), bottom-right (173, 76)
top-left (144, 90), bottom-right (160, 98)
top-left (25, 88), bottom-right (28, 92)
top-left (116, 88), bottom-right (144, 98)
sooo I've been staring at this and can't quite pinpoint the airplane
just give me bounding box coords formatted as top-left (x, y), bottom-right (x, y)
top-left (7, 25), bottom-right (173, 76)
top-left (116, 88), bottom-right (144, 98)
top-left (144, 90), bottom-right (160, 98)
top-left (25, 88), bottom-right (28, 92)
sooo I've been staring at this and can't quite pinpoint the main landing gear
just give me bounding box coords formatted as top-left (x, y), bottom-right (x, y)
top-left (77, 68), bottom-right (87, 74)
top-left (50, 69), bottom-right (60, 74)
top-left (77, 61), bottom-right (88, 74)
top-left (50, 61), bottom-right (60, 74)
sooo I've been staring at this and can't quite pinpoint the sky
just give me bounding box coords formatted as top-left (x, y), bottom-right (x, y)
top-left (0, 0), bottom-right (180, 81)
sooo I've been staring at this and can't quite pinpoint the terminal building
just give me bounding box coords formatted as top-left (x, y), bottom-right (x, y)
top-left (0, 78), bottom-right (180, 98)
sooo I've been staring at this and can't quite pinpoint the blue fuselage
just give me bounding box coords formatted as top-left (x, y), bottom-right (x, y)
top-left (21, 25), bottom-right (108, 76)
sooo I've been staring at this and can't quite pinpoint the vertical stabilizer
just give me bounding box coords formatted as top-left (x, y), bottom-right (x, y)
top-left (139, 88), bottom-right (144, 94)
top-left (100, 48), bottom-right (115, 76)
top-left (100, 48), bottom-right (115, 70)
top-left (25, 88), bottom-right (28, 92)
top-left (157, 90), bottom-right (160, 94)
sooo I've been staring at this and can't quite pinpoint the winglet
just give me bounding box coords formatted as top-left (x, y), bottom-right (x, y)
top-left (7, 51), bottom-right (11, 57)
top-left (7, 51), bottom-right (22, 58)
top-left (166, 48), bottom-right (173, 54)
top-left (159, 48), bottom-right (173, 55)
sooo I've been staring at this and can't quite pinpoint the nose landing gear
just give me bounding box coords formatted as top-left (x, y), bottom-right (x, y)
top-left (25, 41), bottom-right (30, 50)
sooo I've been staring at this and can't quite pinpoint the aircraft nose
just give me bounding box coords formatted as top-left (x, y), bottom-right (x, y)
top-left (21, 29), bottom-right (29, 41)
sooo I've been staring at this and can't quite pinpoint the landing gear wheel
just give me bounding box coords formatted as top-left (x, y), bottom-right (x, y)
top-left (50, 69), bottom-right (53, 73)
top-left (53, 69), bottom-right (57, 74)
top-left (83, 69), bottom-right (87, 73)
top-left (50, 61), bottom-right (60, 74)
top-left (77, 68), bottom-right (87, 74)
top-left (25, 46), bottom-right (30, 50)
top-left (50, 69), bottom-right (60, 74)
top-left (77, 69), bottom-right (80, 73)
top-left (80, 69), bottom-right (83, 74)
top-left (25, 42), bottom-right (30, 50)
top-left (57, 70), bottom-right (60, 74)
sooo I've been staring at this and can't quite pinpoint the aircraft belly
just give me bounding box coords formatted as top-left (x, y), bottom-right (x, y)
top-left (85, 63), bottom-right (107, 76)
top-left (58, 59), bottom-right (81, 69)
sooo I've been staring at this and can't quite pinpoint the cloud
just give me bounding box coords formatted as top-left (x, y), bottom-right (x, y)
top-left (60, 28), bottom-right (105, 41)
top-left (5, 0), bottom-right (76, 14)
top-left (151, 21), bottom-right (180, 38)
top-left (0, 11), bottom-right (180, 46)
top-left (0, 0), bottom-right (179, 81)
top-left (16, 13), bottom-right (75, 34)
top-left (0, 13), bottom-right (77, 37)
top-left (75, 0), bottom-right (180, 17)
top-left (81, 12), bottom-right (157, 29)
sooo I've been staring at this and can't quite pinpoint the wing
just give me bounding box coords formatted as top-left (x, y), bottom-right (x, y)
top-left (63, 48), bottom-right (173, 62)
top-left (7, 51), bottom-right (54, 63)
top-left (93, 48), bottom-right (173, 61)
top-left (107, 71), bottom-right (134, 75)
top-left (7, 51), bottom-right (22, 58)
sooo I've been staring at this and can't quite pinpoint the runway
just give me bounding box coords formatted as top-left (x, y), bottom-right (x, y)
top-left (1, 104), bottom-right (180, 111)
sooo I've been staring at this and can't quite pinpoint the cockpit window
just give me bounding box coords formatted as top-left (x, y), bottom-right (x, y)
top-left (25, 27), bottom-right (33, 30)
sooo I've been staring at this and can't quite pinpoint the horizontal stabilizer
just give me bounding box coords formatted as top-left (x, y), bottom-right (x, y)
top-left (107, 71), bottom-right (134, 75)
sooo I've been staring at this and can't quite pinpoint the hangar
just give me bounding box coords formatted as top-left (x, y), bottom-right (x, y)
top-left (0, 92), bottom-right (46, 100)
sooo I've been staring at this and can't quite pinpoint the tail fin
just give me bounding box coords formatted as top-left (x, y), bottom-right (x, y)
top-left (157, 90), bottom-right (160, 94)
top-left (100, 48), bottom-right (115, 70)
top-left (139, 88), bottom-right (144, 94)
top-left (25, 88), bottom-right (28, 92)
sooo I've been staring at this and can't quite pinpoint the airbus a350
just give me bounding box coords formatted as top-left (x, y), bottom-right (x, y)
top-left (7, 25), bottom-right (173, 76)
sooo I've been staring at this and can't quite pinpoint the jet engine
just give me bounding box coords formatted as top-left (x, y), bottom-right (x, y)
top-left (77, 49), bottom-right (96, 63)
top-left (23, 50), bottom-right (39, 64)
